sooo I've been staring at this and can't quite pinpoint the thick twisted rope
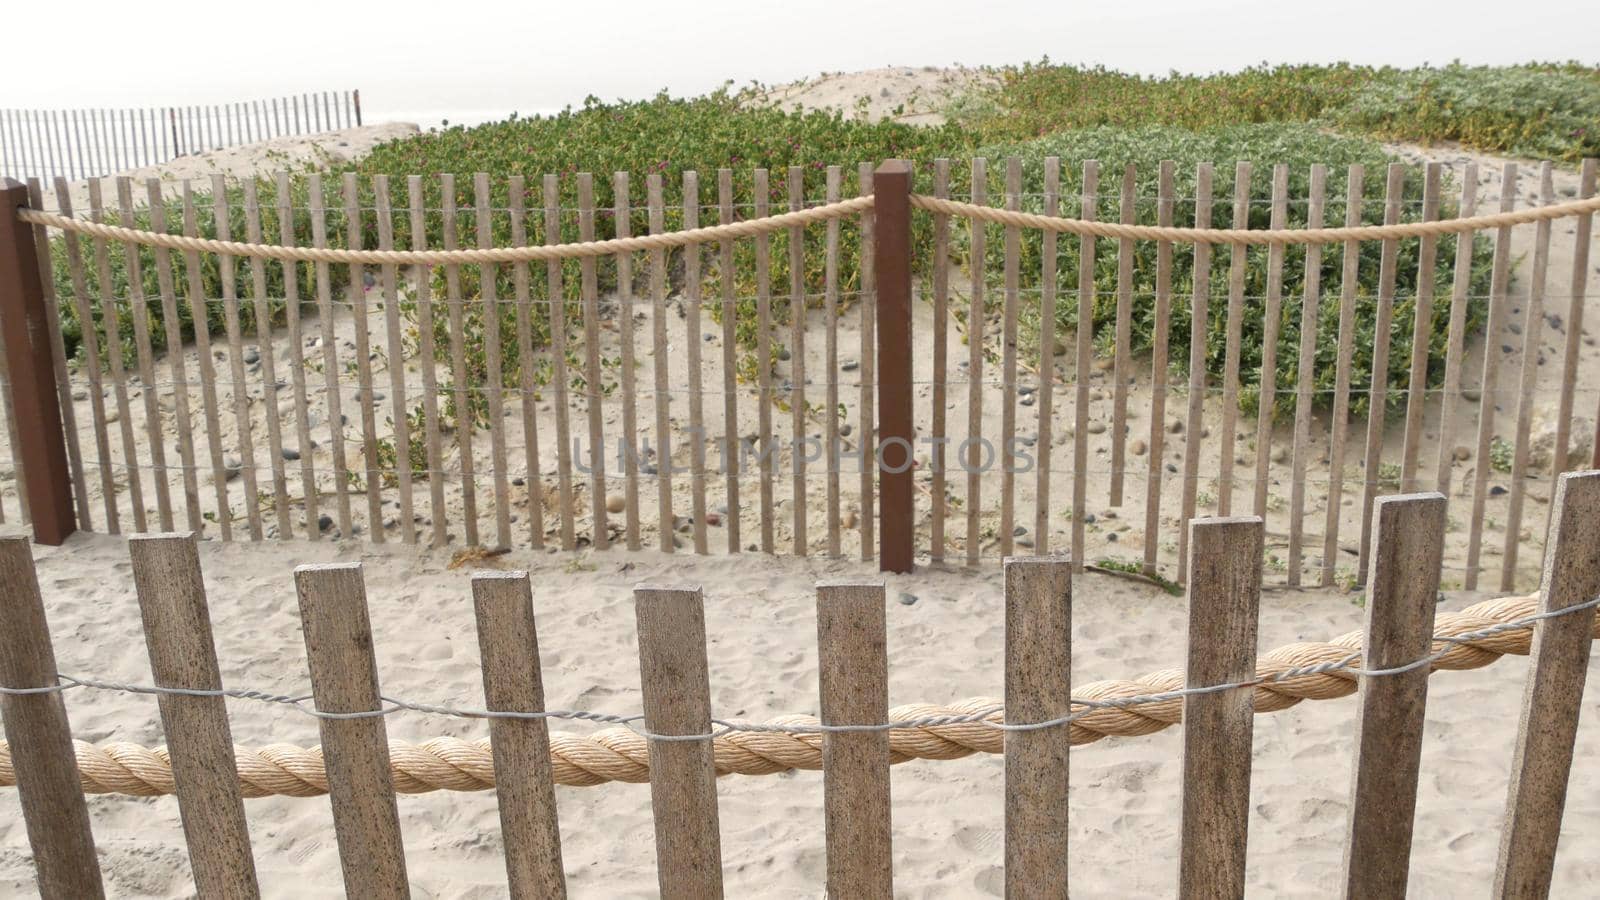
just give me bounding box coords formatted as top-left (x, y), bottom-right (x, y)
top-left (18, 188), bottom-right (1598, 264)
top-left (12, 195), bottom-right (875, 265)
top-left (909, 192), bottom-right (1600, 244)
top-left (0, 594), bottom-right (1587, 797)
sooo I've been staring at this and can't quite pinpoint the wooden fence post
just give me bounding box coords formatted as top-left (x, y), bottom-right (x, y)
top-left (0, 179), bottom-right (74, 544)
top-left (1004, 556), bottom-right (1072, 896)
top-left (873, 160), bottom-right (913, 573)
top-left (0, 536), bottom-right (104, 898)
top-left (353, 90), bottom-right (363, 127)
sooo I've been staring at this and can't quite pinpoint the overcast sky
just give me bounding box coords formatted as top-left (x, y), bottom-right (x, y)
top-left (11, 0), bottom-right (1598, 122)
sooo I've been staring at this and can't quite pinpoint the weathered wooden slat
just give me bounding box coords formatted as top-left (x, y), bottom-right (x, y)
top-left (1178, 516), bottom-right (1262, 899)
top-left (308, 173), bottom-right (353, 538)
top-left (1004, 556), bottom-right (1072, 895)
top-left (441, 174), bottom-right (479, 545)
top-left (471, 571), bottom-right (567, 898)
top-left (1143, 161), bottom-right (1175, 578)
top-left (179, 182), bottom-right (229, 537)
top-left (89, 179), bottom-right (145, 530)
top-left (754, 168), bottom-right (776, 554)
top-left (788, 166), bottom-right (807, 556)
top-left (342, 174), bottom-right (383, 543)
top-left (966, 157), bottom-right (987, 567)
top-left (1072, 160), bottom-right (1099, 572)
top-left (118, 176), bottom-right (174, 530)
top-left (1032, 159), bottom-right (1059, 553)
top-left (1175, 164), bottom-right (1214, 581)
top-left (576, 173), bottom-right (606, 550)
top-left (613, 172), bottom-right (642, 550)
top-left (1399, 164), bottom-right (1443, 493)
top-left (407, 176), bottom-right (448, 547)
top-left (50, 178), bottom-right (118, 531)
top-left (1494, 470), bottom-right (1600, 896)
top-left (0, 536), bottom-right (105, 899)
top-left (1502, 163), bottom-right (1555, 590)
top-left (374, 176), bottom-right (415, 544)
top-left (293, 563), bottom-right (409, 896)
top-left (857, 161), bottom-right (876, 561)
top-left (648, 174), bottom-right (674, 552)
top-left (276, 174), bottom-right (319, 540)
top-left (1433, 163), bottom-right (1479, 498)
top-left (141, 181), bottom-right (201, 533)
top-left (1109, 162), bottom-right (1136, 507)
top-left (1355, 164), bottom-right (1408, 584)
top-left (1464, 163), bottom-right (1519, 590)
top-left (823, 167), bottom-right (842, 557)
top-left (816, 581), bottom-right (892, 895)
top-left (1218, 162), bottom-right (1252, 516)
top-left (1250, 165), bottom-right (1290, 520)
top-left (1000, 158), bottom-right (1022, 558)
top-left (1545, 159), bottom-right (1597, 525)
top-left (544, 174), bottom-right (576, 550)
top-left (242, 179), bottom-right (292, 538)
top-left (508, 176), bottom-right (544, 549)
top-left (1323, 166), bottom-right (1365, 587)
top-left (684, 171), bottom-right (709, 555)
top-left (634, 585), bottom-right (724, 898)
top-left (930, 159), bottom-right (951, 561)
top-left (1341, 491), bottom-right (1446, 899)
top-left (1286, 165), bottom-right (1326, 586)
top-left (130, 534), bottom-right (259, 896)
top-left (716, 169), bottom-right (740, 553)
top-left (479, 173), bottom-right (514, 549)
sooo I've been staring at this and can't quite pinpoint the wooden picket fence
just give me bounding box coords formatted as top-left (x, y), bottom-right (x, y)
top-left (0, 91), bottom-right (362, 183)
top-left (1, 157), bottom-right (1598, 590)
top-left (1, 471), bottom-right (1597, 897)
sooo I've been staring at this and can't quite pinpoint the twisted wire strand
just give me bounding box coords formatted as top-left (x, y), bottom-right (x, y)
top-left (0, 593), bottom-right (1593, 796)
top-left (909, 192), bottom-right (1600, 244)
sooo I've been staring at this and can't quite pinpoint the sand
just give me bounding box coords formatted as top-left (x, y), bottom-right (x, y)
top-left (0, 532), bottom-right (1597, 897)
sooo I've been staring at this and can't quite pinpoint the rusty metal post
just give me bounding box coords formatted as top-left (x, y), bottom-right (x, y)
top-left (0, 179), bottom-right (75, 544)
top-left (874, 161), bottom-right (914, 573)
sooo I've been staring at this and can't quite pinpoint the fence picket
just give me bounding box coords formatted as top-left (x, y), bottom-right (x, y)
top-left (1399, 164), bottom-right (1443, 493)
top-left (634, 585), bottom-right (724, 898)
top-left (308, 173), bottom-right (353, 538)
top-left (441, 174), bottom-right (479, 545)
top-left (181, 181), bottom-right (230, 537)
top-left (1218, 162), bottom-right (1252, 516)
top-left (1177, 516), bottom-right (1262, 899)
top-left (1034, 159), bottom-right (1060, 552)
top-left (408, 176), bottom-right (448, 546)
top-left (544, 173), bottom-right (576, 550)
top-left (375, 176), bottom-right (415, 544)
top-left (1250, 165), bottom-right (1289, 520)
top-left (1175, 164), bottom-right (1214, 580)
top-left (509, 176), bottom-right (545, 548)
top-left (276, 173), bottom-right (318, 540)
top-left (1000, 158), bottom-right (1022, 558)
top-left (856, 161), bottom-right (877, 561)
top-left (1073, 161), bottom-right (1099, 571)
top-left (1502, 163), bottom-right (1555, 590)
top-left (755, 168), bottom-right (776, 554)
top-left (243, 179), bottom-right (292, 538)
top-left (1143, 160), bottom-right (1175, 578)
top-left (685, 171), bottom-right (709, 555)
top-left (1110, 162), bottom-right (1135, 507)
top-left (576, 173), bottom-right (606, 550)
top-left (51, 178), bottom-right (118, 531)
top-left (930, 159), bottom-right (951, 561)
top-left (1003, 556), bottom-right (1072, 895)
top-left (478, 173), bottom-right (514, 549)
top-left (788, 166), bottom-right (808, 556)
top-left (293, 563), bottom-right (410, 896)
top-left (1323, 165), bottom-right (1365, 586)
top-left (0, 536), bottom-right (105, 899)
top-left (143, 180), bottom-right (201, 533)
top-left (1434, 164), bottom-right (1479, 498)
top-left (118, 176), bottom-right (174, 530)
top-left (130, 534), bottom-right (259, 896)
top-left (649, 173), bottom-right (674, 552)
top-left (471, 571), bottom-right (567, 898)
top-left (1286, 165), bottom-right (1327, 586)
top-left (616, 172), bottom-right (642, 550)
top-left (343, 174), bottom-right (383, 543)
top-left (1493, 470), bottom-right (1600, 896)
top-left (966, 157), bottom-right (987, 567)
top-left (1357, 164), bottom-right (1408, 584)
top-left (1464, 163), bottom-right (1519, 590)
top-left (716, 169), bottom-right (740, 553)
top-left (1341, 491), bottom-right (1446, 899)
top-left (1546, 160), bottom-right (1596, 525)
top-left (823, 167), bottom-right (842, 557)
top-left (816, 581), bottom-right (892, 895)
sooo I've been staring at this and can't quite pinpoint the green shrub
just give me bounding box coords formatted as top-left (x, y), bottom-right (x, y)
top-left (960, 124), bottom-right (1495, 418)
